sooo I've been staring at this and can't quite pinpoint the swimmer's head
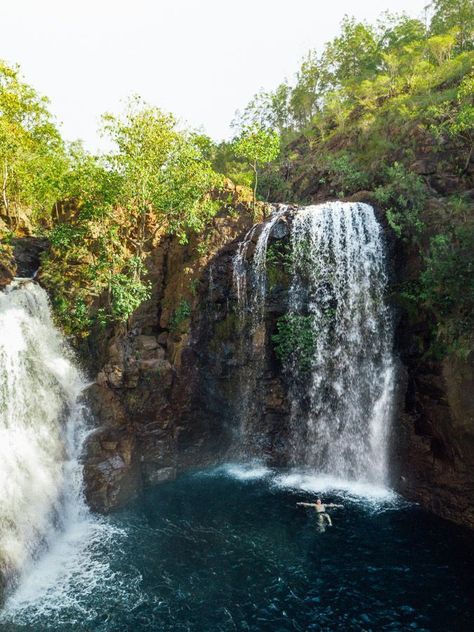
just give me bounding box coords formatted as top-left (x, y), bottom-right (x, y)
top-left (316, 498), bottom-right (322, 504)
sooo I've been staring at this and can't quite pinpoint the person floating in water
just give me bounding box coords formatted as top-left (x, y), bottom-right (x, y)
top-left (296, 498), bottom-right (343, 529)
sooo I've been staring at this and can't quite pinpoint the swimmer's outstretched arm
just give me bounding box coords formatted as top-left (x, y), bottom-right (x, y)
top-left (324, 504), bottom-right (343, 508)
top-left (296, 502), bottom-right (317, 507)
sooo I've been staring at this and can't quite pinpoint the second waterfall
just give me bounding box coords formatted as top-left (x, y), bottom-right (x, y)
top-left (233, 202), bottom-right (395, 485)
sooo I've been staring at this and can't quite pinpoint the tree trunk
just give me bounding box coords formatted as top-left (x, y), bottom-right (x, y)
top-left (2, 160), bottom-right (9, 214)
top-left (464, 142), bottom-right (473, 174)
top-left (253, 161), bottom-right (258, 215)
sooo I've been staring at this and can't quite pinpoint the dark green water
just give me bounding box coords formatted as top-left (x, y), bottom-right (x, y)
top-left (1, 466), bottom-right (473, 631)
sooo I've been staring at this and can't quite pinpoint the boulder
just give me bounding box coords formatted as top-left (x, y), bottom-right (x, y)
top-left (12, 237), bottom-right (48, 278)
top-left (82, 427), bottom-right (141, 512)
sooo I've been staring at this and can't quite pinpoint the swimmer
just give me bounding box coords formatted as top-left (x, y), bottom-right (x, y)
top-left (296, 498), bottom-right (343, 527)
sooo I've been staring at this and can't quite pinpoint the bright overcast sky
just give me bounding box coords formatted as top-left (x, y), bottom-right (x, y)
top-left (2, 0), bottom-right (430, 151)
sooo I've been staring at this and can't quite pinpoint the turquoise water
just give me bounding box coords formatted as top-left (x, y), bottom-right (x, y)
top-left (1, 466), bottom-right (473, 631)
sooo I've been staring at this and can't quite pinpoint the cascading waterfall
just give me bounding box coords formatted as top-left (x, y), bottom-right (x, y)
top-left (284, 202), bottom-right (394, 483)
top-left (233, 205), bottom-right (288, 323)
top-left (234, 201), bottom-right (394, 484)
top-left (0, 279), bottom-right (91, 597)
top-left (231, 206), bottom-right (288, 455)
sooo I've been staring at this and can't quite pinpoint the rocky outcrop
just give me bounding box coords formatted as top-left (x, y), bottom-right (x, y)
top-left (0, 236), bottom-right (49, 288)
top-left (346, 177), bottom-right (472, 528)
top-left (391, 222), bottom-right (474, 528)
top-left (0, 249), bottom-right (15, 288)
top-left (75, 188), bottom-right (474, 532)
top-left (394, 352), bottom-right (474, 528)
top-left (12, 237), bottom-right (48, 278)
top-left (0, 220), bottom-right (15, 287)
top-left (79, 201), bottom-right (259, 511)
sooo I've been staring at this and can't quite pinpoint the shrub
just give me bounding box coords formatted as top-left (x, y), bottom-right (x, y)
top-left (272, 313), bottom-right (316, 371)
top-left (324, 153), bottom-right (371, 197)
top-left (170, 298), bottom-right (192, 333)
top-left (374, 162), bottom-right (426, 239)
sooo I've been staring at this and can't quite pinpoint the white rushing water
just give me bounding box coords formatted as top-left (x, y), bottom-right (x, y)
top-left (230, 206), bottom-right (290, 455)
top-left (0, 280), bottom-right (87, 586)
top-left (233, 201), bottom-right (395, 485)
top-left (233, 205), bottom-right (288, 323)
top-left (285, 202), bottom-right (395, 483)
top-left (0, 280), bottom-right (127, 622)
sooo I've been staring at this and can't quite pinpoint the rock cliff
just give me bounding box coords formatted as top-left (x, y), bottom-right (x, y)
top-left (392, 215), bottom-right (474, 529)
top-left (4, 177), bottom-right (464, 531)
top-left (80, 202), bottom-right (258, 511)
top-left (75, 192), bottom-right (474, 532)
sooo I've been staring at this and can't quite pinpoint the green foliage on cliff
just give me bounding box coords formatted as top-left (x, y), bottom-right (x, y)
top-left (109, 258), bottom-right (152, 322)
top-left (40, 100), bottom-right (223, 337)
top-left (403, 193), bottom-right (474, 356)
top-left (169, 298), bottom-right (192, 333)
top-left (102, 99), bottom-right (223, 246)
top-left (1, 2), bottom-right (473, 351)
top-left (231, 8), bottom-right (472, 203)
top-left (0, 61), bottom-right (228, 337)
top-left (373, 163), bottom-right (427, 240)
top-left (228, 1), bottom-right (474, 355)
top-left (266, 241), bottom-right (293, 284)
top-left (272, 314), bottom-right (317, 372)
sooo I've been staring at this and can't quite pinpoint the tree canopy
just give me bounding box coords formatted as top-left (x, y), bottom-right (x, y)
top-left (0, 1), bottom-right (473, 348)
top-left (0, 61), bottom-right (67, 227)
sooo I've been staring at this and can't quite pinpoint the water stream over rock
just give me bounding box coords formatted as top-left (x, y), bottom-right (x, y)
top-left (0, 280), bottom-right (115, 606)
top-left (0, 208), bottom-right (471, 631)
top-left (232, 202), bottom-right (395, 484)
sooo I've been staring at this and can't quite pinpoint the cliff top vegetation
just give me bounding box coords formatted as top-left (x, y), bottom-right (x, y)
top-left (0, 0), bottom-right (472, 351)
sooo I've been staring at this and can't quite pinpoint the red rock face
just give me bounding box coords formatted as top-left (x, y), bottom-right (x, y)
top-left (79, 204), bottom-right (261, 512)
top-left (0, 237), bottom-right (49, 288)
top-left (0, 246), bottom-right (15, 288)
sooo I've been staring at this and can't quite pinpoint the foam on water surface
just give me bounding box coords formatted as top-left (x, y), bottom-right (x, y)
top-left (205, 462), bottom-right (406, 512)
top-left (209, 462), bottom-right (273, 481)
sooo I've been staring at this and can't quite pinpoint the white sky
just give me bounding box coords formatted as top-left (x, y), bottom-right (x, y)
top-left (2, 0), bottom-right (429, 151)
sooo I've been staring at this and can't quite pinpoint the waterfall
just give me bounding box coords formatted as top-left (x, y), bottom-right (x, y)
top-left (233, 205), bottom-right (288, 323)
top-left (284, 202), bottom-right (394, 483)
top-left (231, 206), bottom-right (288, 456)
top-left (0, 279), bottom-right (91, 597)
top-left (234, 201), bottom-right (394, 484)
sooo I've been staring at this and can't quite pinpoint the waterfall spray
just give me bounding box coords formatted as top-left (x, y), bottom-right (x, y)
top-left (233, 205), bottom-right (288, 323)
top-left (0, 280), bottom-right (91, 597)
top-left (230, 206), bottom-right (289, 455)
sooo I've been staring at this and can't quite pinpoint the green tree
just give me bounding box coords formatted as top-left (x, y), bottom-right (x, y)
top-left (290, 51), bottom-right (322, 128)
top-left (451, 73), bottom-right (474, 170)
top-left (42, 98), bottom-right (225, 337)
top-left (233, 124), bottom-right (280, 210)
top-left (102, 97), bottom-right (223, 247)
top-left (430, 0), bottom-right (474, 52)
top-left (379, 13), bottom-right (426, 51)
top-left (427, 32), bottom-right (457, 65)
top-left (234, 84), bottom-right (292, 133)
top-left (0, 60), bottom-right (67, 227)
top-left (321, 17), bottom-right (381, 90)
top-left (426, 72), bottom-right (474, 170)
